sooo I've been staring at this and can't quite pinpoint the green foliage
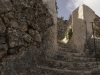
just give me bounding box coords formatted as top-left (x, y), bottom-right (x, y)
top-left (67, 29), bottom-right (73, 40)
top-left (63, 32), bottom-right (67, 39)
top-left (60, 17), bottom-right (64, 20)
top-left (55, 0), bottom-right (59, 13)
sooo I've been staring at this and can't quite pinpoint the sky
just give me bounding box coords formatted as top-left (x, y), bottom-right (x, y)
top-left (57, 0), bottom-right (100, 20)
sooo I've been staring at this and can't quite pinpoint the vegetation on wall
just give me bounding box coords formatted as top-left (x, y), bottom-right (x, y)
top-left (57, 17), bottom-right (68, 40)
top-left (67, 29), bottom-right (73, 40)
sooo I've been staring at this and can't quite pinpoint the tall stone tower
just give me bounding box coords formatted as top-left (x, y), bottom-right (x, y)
top-left (68, 4), bottom-right (96, 53)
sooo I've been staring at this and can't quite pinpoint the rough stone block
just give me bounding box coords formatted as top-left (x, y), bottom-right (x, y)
top-left (23, 32), bottom-right (33, 43)
top-left (7, 28), bottom-right (24, 47)
top-left (0, 44), bottom-right (8, 58)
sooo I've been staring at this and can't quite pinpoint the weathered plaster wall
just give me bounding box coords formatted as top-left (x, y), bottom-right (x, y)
top-left (84, 5), bottom-right (95, 39)
top-left (68, 4), bottom-right (95, 52)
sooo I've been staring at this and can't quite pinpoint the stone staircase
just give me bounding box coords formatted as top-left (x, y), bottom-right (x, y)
top-left (36, 44), bottom-right (99, 75)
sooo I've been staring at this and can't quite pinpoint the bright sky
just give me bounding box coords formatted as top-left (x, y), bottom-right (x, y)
top-left (57, 0), bottom-right (100, 20)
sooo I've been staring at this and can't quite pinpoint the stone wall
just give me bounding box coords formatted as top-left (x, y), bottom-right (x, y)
top-left (57, 17), bottom-right (68, 40)
top-left (0, 0), bottom-right (57, 75)
top-left (68, 4), bottom-right (96, 53)
top-left (42, 0), bottom-right (58, 56)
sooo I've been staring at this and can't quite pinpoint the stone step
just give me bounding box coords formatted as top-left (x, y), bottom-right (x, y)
top-left (37, 66), bottom-right (91, 75)
top-left (68, 53), bottom-right (94, 58)
top-left (61, 57), bottom-right (95, 62)
top-left (40, 59), bottom-right (99, 71)
top-left (52, 53), bottom-right (96, 62)
top-left (66, 57), bottom-right (96, 62)
top-left (59, 48), bottom-right (80, 53)
top-left (57, 50), bottom-right (81, 55)
top-left (56, 50), bottom-right (94, 58)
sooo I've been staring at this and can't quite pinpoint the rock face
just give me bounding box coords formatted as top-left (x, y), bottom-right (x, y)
top-left (57, 17), bottom-right (68, 40)
top-left (68, 4), bottom-right (96, 53)
top-left (0, 0), bottom-right (57, 75)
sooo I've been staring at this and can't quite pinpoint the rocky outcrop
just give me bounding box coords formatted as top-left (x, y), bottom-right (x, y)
top-left (0, 0), bottom-right (57, 75)
top-left (57, 17), bottom-right (68, 40)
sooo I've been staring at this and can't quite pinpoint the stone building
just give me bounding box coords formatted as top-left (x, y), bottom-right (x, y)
top-left (68, 4), bottom-right (96, 53)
